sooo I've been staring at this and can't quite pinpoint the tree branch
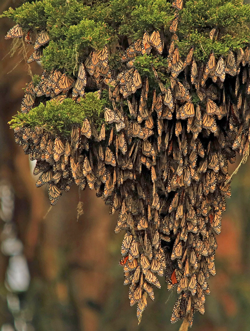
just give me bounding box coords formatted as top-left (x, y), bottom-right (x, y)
top-left (179, 318), bottom-right (189, 331)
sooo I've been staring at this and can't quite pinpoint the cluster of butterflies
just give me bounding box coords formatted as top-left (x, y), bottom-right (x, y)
top-left (7, 0), bottom-right (250, 326)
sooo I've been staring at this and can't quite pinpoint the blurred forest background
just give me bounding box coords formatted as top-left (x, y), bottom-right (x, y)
top-left (1, 1), bottom-right (250, 330)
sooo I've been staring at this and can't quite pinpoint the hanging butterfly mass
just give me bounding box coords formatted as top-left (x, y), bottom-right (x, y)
top-left (9, 1), bottom-right (250, 328)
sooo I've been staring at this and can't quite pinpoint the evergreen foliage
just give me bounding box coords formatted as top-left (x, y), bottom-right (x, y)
top-left (9, 92), bottom-right (106, 136)
top-left (4, 0), bottom-right (249, 135)
top-left (2, 0), bottom-right (250, 76)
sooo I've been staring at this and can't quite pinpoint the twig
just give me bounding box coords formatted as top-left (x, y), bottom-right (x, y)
top-left (179, 318), bottom-right (189, 331)
top-left (43, 206), bottom-right (52, 219)
top-left (225, 146), bottom-right (250, 185)
top-left (199, 40), bottom-right (206, 55)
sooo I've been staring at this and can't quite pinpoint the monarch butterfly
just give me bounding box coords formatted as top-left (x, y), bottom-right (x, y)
top-left (132, 69), bottom-right (142, 92)
top-left (137, 217), bottom-right (148, 230)
top-left (142, 233), bottom-right (152, 257)
top-left (45, 138), bottom-right (54, 161)
top-left (123, 68), bottom-right (134, 85)
top-left (144, 116), bottom-right (154, 131)
top-left (103, 172), bottom-right (114, 198)
top-left (86, 173), bottom-right (95, 190)
top-left (82, 156), bottom-right (92, 176)
top-left (171, 241), bottom-right (182, 260)
top-left (197, 270), bottom-right (206, 289)
top-left (129, 122), bottom-right (143, 139)
top-left (24, 30), bottom-right (33, 44)
top-left (85, 53), bottom-right (95, 76)
top-left (132, 266), bottom-right (141, 285)
top-left (105, 147), bottom-right (116, 167)
top-left (150, 31), bottom-right (163, 54)
top-left (157, 118), bottom-right (164, 138)
top-left (80, 118), bottom-right (91, 139)
top-left (151, 258), bottom-right (161, 274)
top-left (207, 256), bottom-right (216, 276)
top-left (191, 60), bottom-right (198, 84)
top-left (208, 153), bottom-right (219, 173)
top-left (35, 77), bottom-right (47, 97)
top-left (171, 60), bottom-right (184, 78)
top-left (143, 282), bottom-right (155, 301)
top-left (244, 46), bottom-right (250, 66)
top-left (108, 127), bottom-right (114, 146)
top-left (36, 170), bottom-right (53, 188)
top-left (118, 132), bottom-right (127, 155)
top-left (176, 81), bottom-right (190, 101)
top-left (22, 127), bottom-right (31, 141)
top-left (97, 46), bottom-right (109, 67)
top-left (242, 67), bottom-right (248, 84)
top-left (132, 285), bottom-right (142, 303)
top-left (169, 16), bottom-right (179, 33)
top-left (33, 160), bottom-right (50, 176)
top-left (142, 32), bottom-right (152, 55)
top-left (177, 277), bottom-right (188, 294)
top-left (39, 135), bottom-right (49, 153)
top-left (172, 47), bottom-right (180, 65)
top-left (178, 102), bottom-right (195, 120)
top-left (145, 270), bottom-right (161, 289)
top-left (72, 79), bottom-right (85, 98)
top-left (54, 74), bottom-right (74, 95)
top-left (183, 46), bottom-right (194, 68)
top-left (116, 120), bottom-right (125, 133)
top-left (236, 47), bottom-right (244, 67)
top-left (142, 140), bottom-right (154, 158)
top-left (89, 51), bottom-right (99, 69)
top-left (70, 126), bottom-right (80, 152)
top-left (5, 24), bottom-right (23, 40)
top-left (122, 39), bottom-right (142, 62)
top-left (137, 292), bottom-right (147, 323)
top-left (202, 113), bottom-right (217, 133)
top-left (48, 184), bottom-right (62, 205)
top-left (34, 31), bottom-right (50, 50)
top-left (201, 56), bottom-right (213, 86)
top-left (225, 50), bottom-right (237, 76)
top-left (172, 0), bottom-right (183, 10)
top-left (169, 270), bottom-right (178, 286)
top-left (52, 172), bottom-right (62, 185)
top-left (211, 212), bottom-right (222, 234)
top-left (126, 59), bottom-right (135, 68)
top-left (104, 107), bottom-right (121, 124)
top-left (209, 28), bottom-right (217, 41)
top-left (62, 140), bottom-right (70, 162)
top-left (129, 240), bottom-right (139, 258)
top-left (70, 158), bottom-right (81, 180)
top-left (21, 91), bottom-right (35, 113)
top-left (53, 137), bottom-right (65, 163)
top-left (127, 99), bottom-right (137, 118)
top-left (138, 104), bottom-right (148, 123)
top-left (168, 40), bottom-right (176, 58)
top-left (27, 49), bottom-right (42, 64)
top-left (49, 70), bottom-right (62, 90)
top-left (152, 231), bottom-right (160, 249)
top-left (162, 89), bottom-right (174, 111)
top-left (119, 255), bottom-right (129, 266)
top-left (154, 94), bottom-right (163, 116)
top-left (207, 51), bottom-right (216, 73)
top-left (206, 98), bottom-right (220, 116)
top-left (214, 57), bottom-right (225, 82)
top-left (188, 274), bottom-right (197, 296)
top-left (121, 232), bottom-right (133, 256)
top-left (169, 192), bottom-right (179, 213)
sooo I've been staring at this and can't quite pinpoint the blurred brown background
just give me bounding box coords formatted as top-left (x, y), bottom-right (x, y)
top-left (1, 1), bottom-right (250, 330)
